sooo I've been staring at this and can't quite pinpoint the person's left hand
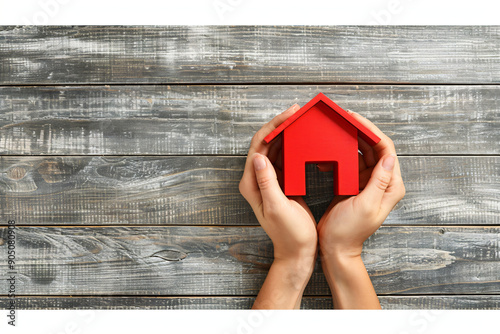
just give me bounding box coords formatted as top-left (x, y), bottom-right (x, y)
top-left (239, 104), bottom-right (318, 267)
top-left (316, 110), bottom-right (405, 259)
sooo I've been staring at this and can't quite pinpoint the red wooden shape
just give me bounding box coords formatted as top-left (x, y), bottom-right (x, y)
top-left (263, 93), bottom-right (381, 196)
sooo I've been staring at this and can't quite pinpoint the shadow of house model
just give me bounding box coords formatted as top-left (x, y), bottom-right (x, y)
top-left (264, 93), bottom-right (381, 196)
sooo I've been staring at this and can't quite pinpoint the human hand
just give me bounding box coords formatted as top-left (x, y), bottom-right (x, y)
top-left (239, 104), bottom-right (318, 266)
top-left (239, 104), bottom-right (320, 309)
top-left (315, 110), bottom-right (405, 309)
top-left (317, 110), bottom-right (406, 259)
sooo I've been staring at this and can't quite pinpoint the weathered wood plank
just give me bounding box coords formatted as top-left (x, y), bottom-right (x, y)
top-left (379, 296), bottom-right (500, 310)
top-left (0, 156), bottom-right (498, 226)
top-left (1, 85), bottom-right (499, 155)
top-left (1, 26), bottom-right (500, 84)
top-left (1, 295), bottom-right (499, 310)
top-left (0, 226), bottom-right (499, 295)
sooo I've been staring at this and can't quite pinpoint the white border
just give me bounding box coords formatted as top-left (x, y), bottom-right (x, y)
top-left (0, 0), bottom-right (499, 25)
top-left (1, 310), bottom-right (498, 334)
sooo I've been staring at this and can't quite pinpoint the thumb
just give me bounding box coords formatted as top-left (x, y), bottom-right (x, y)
top-left (252, 153), bottom-right (287, 212)
top-left (357, 153), bottom-right (396, 208)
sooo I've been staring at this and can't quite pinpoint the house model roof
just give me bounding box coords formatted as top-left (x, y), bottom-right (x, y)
top-left (263, 93), bottom-right (381, 146)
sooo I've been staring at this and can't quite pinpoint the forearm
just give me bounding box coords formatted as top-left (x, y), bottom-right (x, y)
top-left (321, 251), bottom-right (381, 309)
top-left (252, 258), bottom-right (314, 309)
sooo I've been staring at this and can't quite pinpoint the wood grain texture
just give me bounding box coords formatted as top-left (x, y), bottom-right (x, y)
top-left (2, 25), bottom-right (499, 311)
top-left (0, 156), bottom-right (498, 226)
top-left (1, 26), bottom-right (500, 84)
top-left (1, 296), bottom-right (500, 310)
top-left (0, 226), bottom-right (499, 296)
top-left (1, 85), bottom-right (500, 155)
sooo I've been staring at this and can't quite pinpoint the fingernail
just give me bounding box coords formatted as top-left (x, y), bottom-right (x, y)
top-left (253, 154), bottom-right (266, 171)
top-left (382, 154), bottom-right (396, 171)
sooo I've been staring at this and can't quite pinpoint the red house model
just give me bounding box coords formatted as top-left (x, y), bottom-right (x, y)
top-left (263, 93), bottom-right (381, 196)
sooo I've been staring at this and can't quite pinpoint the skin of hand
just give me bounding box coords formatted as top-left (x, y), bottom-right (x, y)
top-left (239, 104), bottom-right (319, 309)
top-left (317, 110), bottom-right (406, 309)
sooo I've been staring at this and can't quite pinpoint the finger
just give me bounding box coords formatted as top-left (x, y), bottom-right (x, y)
top-left (275, 167), bottom-right (284, 190)
top-left (275, 147), bottom-right (283, 170)
top-left (242, 104), bottom-right (300, 181)
top-left (348, 110), bottom-right (403, 181)
top-left (380, 176), bottom-right (406, 217)
top-left (347, 111), bottom-right (395, 160)
top-left (244, 103), bottom-right (301, 176)
top-left (268, 136), bottom-right (282, 164)
top-left (253, 153), bottom-right (288, 216)
top-left (358, 152), bottom-right (367, 171)
top-left (253, 104), bottom-right (301, 148)
top-left (359, 166), bottom-right (373, 189)
top-left (240, 104), bottom-right (301, 205)
top-left (357, 154), bottom-right (396, 210)
top-left (239, 169), bottom-right (261, 208)
top-left (358, 137), bottom-right (377, 167)
top-left (267, 103), bottom-right (301, 131)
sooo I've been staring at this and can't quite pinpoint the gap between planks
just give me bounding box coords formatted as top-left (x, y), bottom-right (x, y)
top-left (2, 293), bottom-right (500, 298)
top-left (1, 154), bottom-right (500, 157)
top-left (1, 224), bottom-right (500, 228)
top-left (1, 82), bottom-right (500, 87)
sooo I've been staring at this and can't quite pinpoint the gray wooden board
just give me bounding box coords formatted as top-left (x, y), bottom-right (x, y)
top-left (2, 25), bottom-right (500, 312)
top-left (1, 85), bottom-right (500, 155)
top-left (0, 226), bottom-right (499, 295)
top-left (1, 296), bottom-right (500, 310)
top-left (1, 26), bottom-right (500, 84)
top-left (0, 156), bottom-right (498, 226)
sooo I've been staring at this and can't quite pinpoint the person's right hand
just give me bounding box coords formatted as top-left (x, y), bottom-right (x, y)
top-left (239, 104), bottom-right (318, 265)
top-left (317, 110), bottom-right (406, 258)
top-left (239, 104), bottom-right (319, 309)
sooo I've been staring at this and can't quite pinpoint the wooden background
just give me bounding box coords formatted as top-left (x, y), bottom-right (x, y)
top-left (0, 26), bottom-right (499, 310)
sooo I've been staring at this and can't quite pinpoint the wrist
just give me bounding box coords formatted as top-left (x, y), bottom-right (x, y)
top-left (321, 248), bottom-right (361, 265)
top-left (273, 243), bottom-right (318, 270)
top-left (320, 248), bottom-right (364, 280)
top-left (271, 256), bottom-right (315, 290)
top-left (319, 241), bottom-right (363, 260)
top-left (320, 250), bottom-right (380, 309)
top-left (252, 256), bottom-right (315, 309)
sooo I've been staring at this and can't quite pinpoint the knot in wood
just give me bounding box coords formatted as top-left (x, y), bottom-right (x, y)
top-left (7, 166), bottom-right (27, 180)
